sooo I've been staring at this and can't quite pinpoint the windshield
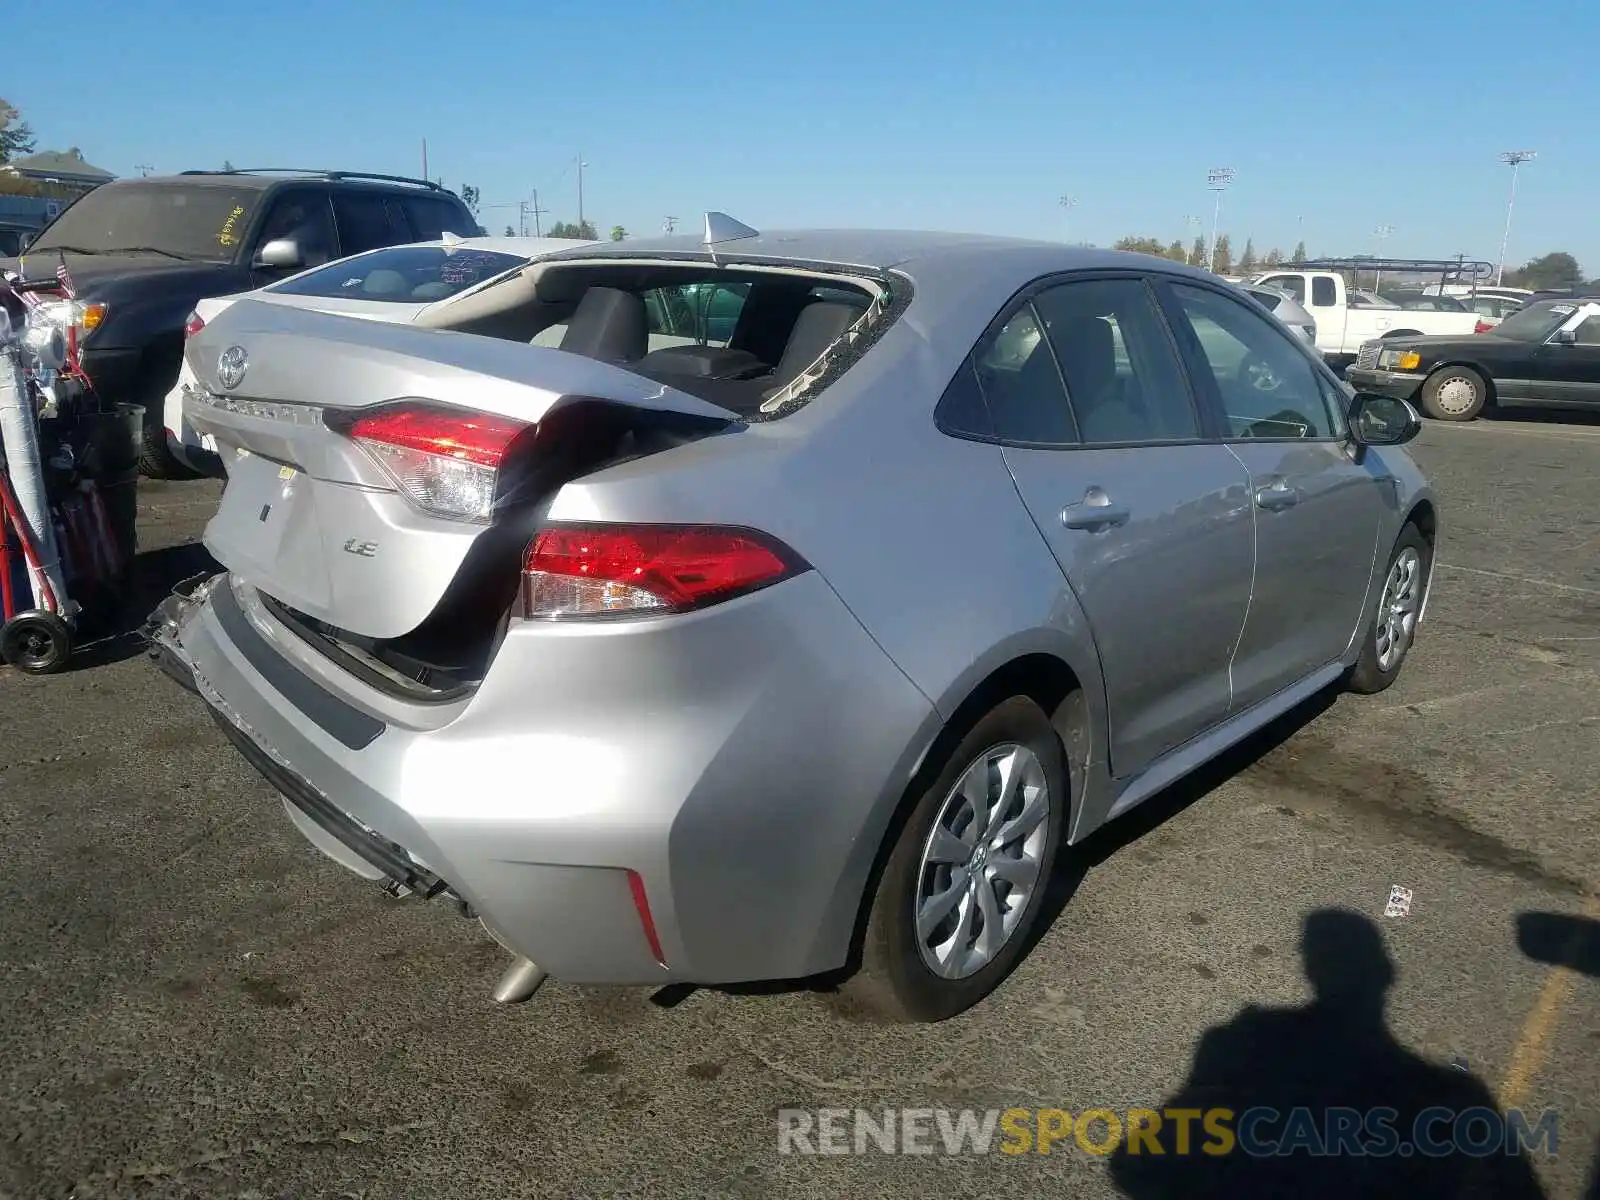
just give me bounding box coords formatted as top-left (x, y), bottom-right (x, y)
top-left (267, 245), bottom-right (526, 302)
top-left (28, 181), bottom-right (260, 262)
top-left (1491, 300), bottom-right (1575, 341)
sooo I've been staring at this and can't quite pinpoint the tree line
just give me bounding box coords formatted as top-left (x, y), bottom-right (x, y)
top-left (1111, 234), bottom-right (1305, 276)
top-left (1111, 232), bottom-right (1592, 291)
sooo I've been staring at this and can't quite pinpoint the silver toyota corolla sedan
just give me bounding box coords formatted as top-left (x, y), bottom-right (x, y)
top-left (146, 217), bottom-right (1439, 1022)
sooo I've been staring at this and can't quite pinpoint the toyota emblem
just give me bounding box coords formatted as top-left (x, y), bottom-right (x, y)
top-left (216, 345), bottom-right (249, 391)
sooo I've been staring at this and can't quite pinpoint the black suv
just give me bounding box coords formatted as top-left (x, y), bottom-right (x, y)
top-left (0, 169), bottom-right (481, 476)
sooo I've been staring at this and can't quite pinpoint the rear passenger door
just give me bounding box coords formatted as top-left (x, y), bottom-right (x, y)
top-left (980, 274), bottom-right (1255, 780)
top-left (1157, 278), bottom-right (1386, 710)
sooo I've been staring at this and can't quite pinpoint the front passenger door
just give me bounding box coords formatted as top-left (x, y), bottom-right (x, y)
top-left (981, 275), bottom-right (1256, 780)
top-left (1159, 279), bottom-right (1387, 711)
top-left (1528, 310), bottom-right (1600, 407)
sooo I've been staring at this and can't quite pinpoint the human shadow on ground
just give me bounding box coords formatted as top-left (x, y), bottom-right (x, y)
top-left (1517, 910), bottom-right (1600, 1200)
top-left (1107, 907), bottom-right (1549, 1199)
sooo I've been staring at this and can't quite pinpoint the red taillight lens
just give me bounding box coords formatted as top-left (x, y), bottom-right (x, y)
top-left (340, 402), bottom-right (528, 522)
top-left (626, 869), bottom-right (667, 967)
top-left (1474, 320), bottom-right (1493, 334)
top-left (523, 523), bottom-right (805, 618)
top-left (183, 311), bottom-right (205, 338)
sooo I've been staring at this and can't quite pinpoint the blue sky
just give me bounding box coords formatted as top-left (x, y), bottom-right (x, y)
top-left (9, 0), bottom-right (1598, 273)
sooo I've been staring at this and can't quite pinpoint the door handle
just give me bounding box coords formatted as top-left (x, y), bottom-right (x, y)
top-left (1060, 486), bottom-right (1130, 531)
top-left (1254, 478), bottom-right (1300, 511)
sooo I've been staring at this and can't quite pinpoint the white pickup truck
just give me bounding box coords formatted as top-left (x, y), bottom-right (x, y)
top-left (1247, 268), bottom-right (1481, 363)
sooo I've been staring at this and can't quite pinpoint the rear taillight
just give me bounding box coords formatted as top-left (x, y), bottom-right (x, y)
top-left (522, 523), bottom-right (806, 619)
top-left (338, 401), bottom-right (529, 522)
top-left (1474, 320), bottom-right (1493, 334)
top-left (183, 311), bottom-right (205, 338)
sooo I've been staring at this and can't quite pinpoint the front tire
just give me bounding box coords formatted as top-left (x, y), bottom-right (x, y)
top-left (135, 371), bottom-right (199, 480)
top-left (1347, 524), bottom-right (1431, 695)
top-left (1419, 366), bottom-right (1488, 421)
top-left (842, 696), bottom-right (1067, 1022)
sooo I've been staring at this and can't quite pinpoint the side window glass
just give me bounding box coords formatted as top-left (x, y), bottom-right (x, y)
top-left (403, 196), bottom-right (472, 240)
top-left (1168, 282), bottom-right (1338, 439)
top-left (1033, 278), bottom-right (1200, 444)
top-left (972, 305), bottom-right (1076, 445)
top-left (332, 193), bottom-right (398, 256)
top-left (1311, 276), bottom-right (1337, 307)
top-left (1572, 315), bottom-right (1600, 345)
top-left (1262, 274), bottom-right (1305, 304)
top-left (256, 190), bottom-right (335, 266)
top-left (934, 360), bottom-right (993, 439)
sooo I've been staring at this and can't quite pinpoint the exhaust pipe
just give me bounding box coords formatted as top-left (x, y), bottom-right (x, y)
top-left (491, 956), bottom-right (548, 1004)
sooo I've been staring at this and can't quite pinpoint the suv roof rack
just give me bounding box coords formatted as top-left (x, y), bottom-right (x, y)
top-left (177, 168), bottom-right (445, 191)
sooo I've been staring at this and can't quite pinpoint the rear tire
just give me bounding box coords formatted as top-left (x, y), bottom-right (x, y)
top-left (1348, 524), bottom-right (1431, 695)
top-left (1419, 366), bottom-right (1488, 422)
top-left (840, 696), bottom-right (1067, 1022)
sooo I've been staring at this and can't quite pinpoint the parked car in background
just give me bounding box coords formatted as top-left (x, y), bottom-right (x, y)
top-left (0, 168), bottom-right (482, 478)
top-left (1380, 291), bottom-right (1470, 312)
top-left (1249, 268), bottom-right (1479, 364)
top-left (1346, 297), bottom-right (1600, 420)
top-left (162, 235), bottom-right (593, 475)
top-left (1462, 293), bottom-right (1526, 329)
top-left (1239, 282), bottom-right (1317, 345)
top-left (147, 222), bottom-right (1436, 1023)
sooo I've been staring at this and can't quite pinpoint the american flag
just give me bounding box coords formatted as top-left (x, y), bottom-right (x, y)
top-left (55, 254), bottom-right (75, 299)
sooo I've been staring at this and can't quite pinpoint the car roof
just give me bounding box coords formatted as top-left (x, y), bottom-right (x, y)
top-left (429, 235), bottom-right (596, 255)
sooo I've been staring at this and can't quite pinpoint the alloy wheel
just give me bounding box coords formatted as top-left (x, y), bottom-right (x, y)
top-left (914, 743), bottom-right (1052, 980)
top-left (1375, 546), bottom-right (1423, 671)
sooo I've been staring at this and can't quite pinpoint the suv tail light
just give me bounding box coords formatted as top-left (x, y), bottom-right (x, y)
top-left (183, 311), bottom-right (205, 338)
top-left (523, 523), bottom-right (807, 619)
top-left (1474, 320), bottom-right (1493, 334)
top-left (332, 401), bottom-right (529, 522)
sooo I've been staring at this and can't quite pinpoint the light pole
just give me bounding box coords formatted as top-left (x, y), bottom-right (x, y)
top-left (1372, 224), bottom-right (1395, 290)
top-left (576, 154), bottom-right (590, 232)
top-left (1206, 168), bottom-right (1235, 273)
top-left (1496, 150), bottom-right (1536, 286)
top-left (1183, 215), bottom-right (1202, 264)
top-left (663, 216), bottom-right (678, 236)
top-left (1058, 195), bottom-right (1078, 245)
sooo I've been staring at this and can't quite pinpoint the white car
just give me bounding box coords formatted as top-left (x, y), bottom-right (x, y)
top-left (163, 235), bottom-right (593, 474)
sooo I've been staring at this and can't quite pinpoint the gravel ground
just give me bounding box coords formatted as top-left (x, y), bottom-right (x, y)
top-left (1, 411), bottom-right (1596, 1199)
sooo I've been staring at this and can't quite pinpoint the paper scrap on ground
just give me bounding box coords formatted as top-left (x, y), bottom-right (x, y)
top-left (1384, 885), bottom-right (1414, 918)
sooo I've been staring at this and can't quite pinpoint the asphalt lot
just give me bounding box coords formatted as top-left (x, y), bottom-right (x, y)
top-left (2, 412), bottom-right (1597, 1199)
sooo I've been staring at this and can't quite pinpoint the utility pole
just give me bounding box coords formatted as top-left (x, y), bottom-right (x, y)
top-left (1206, 168), bottom-right (1235, 274)
top-left (529, 188), bottom-right (547, 237)
top-left (134, 163), bottom-right (154, 177)
top-left (1496, 150), bottom-right (1536, 286)
top-left (663, 215), bottom-right (678, 236)
top-left (1372, 224), bottom-right (1395, 290)
top-left (1183, 215), bottom-right (1203, 264)
top-left (576, 154), bottom-right (588, 232)
top-left (421, 138), bottom-right (429, 182)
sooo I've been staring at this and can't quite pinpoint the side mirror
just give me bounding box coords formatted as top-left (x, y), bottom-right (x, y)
top-left (18, 233), bottom-right (32, 251)
top-left (1349, 393), bottom-right (1422, 447)
top-left (252, 238), bottom-right (304, 270)
top-left (1555, 329), bottom-right (1578, 346)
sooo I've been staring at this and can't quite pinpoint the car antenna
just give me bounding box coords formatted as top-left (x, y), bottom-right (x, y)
top-left (702, 212), bottom-right (759, 268)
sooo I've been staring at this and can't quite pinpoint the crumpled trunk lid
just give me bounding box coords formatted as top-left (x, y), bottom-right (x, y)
top-left (186, 298), bottom-right (736, 640)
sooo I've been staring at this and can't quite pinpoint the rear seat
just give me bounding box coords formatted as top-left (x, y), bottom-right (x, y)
top-left (556, 286), bottom-right (648, 363)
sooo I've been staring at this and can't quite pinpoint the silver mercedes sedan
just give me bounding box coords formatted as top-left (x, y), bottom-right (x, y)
top-left (147, 217), bottom-right (1439, 1022)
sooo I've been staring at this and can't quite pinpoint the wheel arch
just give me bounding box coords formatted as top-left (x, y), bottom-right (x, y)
top-left (822, 647), bottom-right (1097, 980)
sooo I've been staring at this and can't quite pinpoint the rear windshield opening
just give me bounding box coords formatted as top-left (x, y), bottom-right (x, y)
top-left (454, 261), bottom-right (901, 419)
